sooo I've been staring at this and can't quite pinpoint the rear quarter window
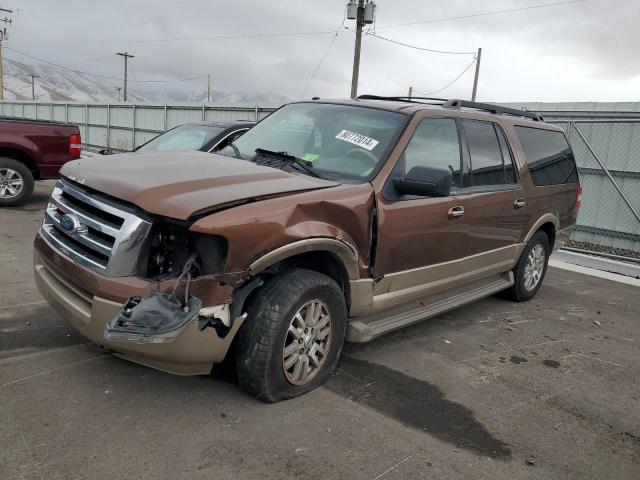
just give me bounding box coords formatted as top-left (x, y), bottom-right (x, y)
top-left (515, 126), bottom-right (578, 186)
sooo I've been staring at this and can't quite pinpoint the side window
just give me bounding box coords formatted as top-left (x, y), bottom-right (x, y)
top-left (402, 118), bottom-right (462, 188)
top-left (462, 120), bottom-right (506, 187)
top-left (515, 126), bottom-right (578, 186)
top-left (495, 126), bottom-right (517, 184)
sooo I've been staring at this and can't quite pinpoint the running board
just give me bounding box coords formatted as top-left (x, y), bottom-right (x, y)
top-left (346, 272), bottom-right (514, 342)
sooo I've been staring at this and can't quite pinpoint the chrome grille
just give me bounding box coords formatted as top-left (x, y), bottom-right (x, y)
top-left (41, 179), bottom-right (153, 277)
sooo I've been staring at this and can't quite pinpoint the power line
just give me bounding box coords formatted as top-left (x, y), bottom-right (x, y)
top-left (300, 21), bottom-right (344, 99)
top-left (413, 58), bottom-right (478, 96)
top-left (13, 30), bottom-right (339, 48)
top-left (348, 28), bottom-right (475, 55)
top-left (377, 0), bottom-right (587, 29)
top-left (28, 0), bottom-right (211, 10)
top-left (5, 46), bottom-right (206, 83)
top-left (10, 1), bottom-right (586, 49)
top-left (6, 46), bottom-right (122, 80)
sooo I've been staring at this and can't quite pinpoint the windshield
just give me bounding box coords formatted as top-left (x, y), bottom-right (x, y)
top-left (138, 124), bottom-right (225, 152)
top-left (218, 103), bottom-right (407, 180)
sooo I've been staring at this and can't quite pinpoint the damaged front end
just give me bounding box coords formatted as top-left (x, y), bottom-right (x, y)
top-left (105, 253), bottom-right (203, 344)
top-left (102, 222), bottom-right (258, 346)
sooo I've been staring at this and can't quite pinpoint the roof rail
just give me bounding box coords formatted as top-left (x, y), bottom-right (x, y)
top-left (356, 94), bottom-right (448, 105)
top-left (443, 99), bottom-right (543, 121)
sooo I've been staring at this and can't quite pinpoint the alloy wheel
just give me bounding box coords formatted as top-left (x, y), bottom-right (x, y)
top-left (0, 168), bottom-right (24, 199)
top-left (523, 243), bottom-right (545, 291)
top-left (282, 300), bottom-right (332, 385)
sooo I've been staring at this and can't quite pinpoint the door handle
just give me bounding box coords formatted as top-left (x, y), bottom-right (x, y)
top-left (448, 206), bottom-right (464, 219)
top-left (514, 198), bottom-right (526, 209)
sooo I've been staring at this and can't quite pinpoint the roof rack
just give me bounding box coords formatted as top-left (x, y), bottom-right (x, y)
top-left (443, 99), bottom-right (543, 121)
top-left (356, 94), bottom-right (448, 105)
top-left (355, 95), bottom-right (544, 121)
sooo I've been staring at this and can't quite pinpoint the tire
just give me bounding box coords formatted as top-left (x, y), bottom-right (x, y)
top-left (504, 230), bottom-right (551, 302)
top-left (0, 157), bottom-right (35, 207)
top-left (236, 268), bottom-right (347, 402)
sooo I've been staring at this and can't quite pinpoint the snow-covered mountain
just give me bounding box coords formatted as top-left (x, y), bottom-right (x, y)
top-left (2, 57), bottom-right (291, 105)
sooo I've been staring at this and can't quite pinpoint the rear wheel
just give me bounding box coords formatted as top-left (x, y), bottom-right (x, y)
top-left (235, 268), bottom-right (347, 402)
top-left (505, 230), bottom-right (550, 302)
top-left (0, 158), bottom-right (34, 207)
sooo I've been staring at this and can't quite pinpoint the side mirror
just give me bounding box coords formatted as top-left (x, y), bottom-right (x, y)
top-left (393, 166), bottom-right (452, 197)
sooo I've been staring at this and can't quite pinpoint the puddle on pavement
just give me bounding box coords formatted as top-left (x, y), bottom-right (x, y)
top-left (509, 356), bottom-right (528, 364)
top-left (326, 356), bottom-right (511, 459)
top-left (543, 359), bottom-right (560, 368)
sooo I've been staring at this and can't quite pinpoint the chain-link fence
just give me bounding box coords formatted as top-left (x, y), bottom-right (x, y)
top-left (503, 103), bottom-right (640, 259)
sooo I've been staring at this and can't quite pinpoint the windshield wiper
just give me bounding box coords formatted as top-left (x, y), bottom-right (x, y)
top-left (254, 148), bottom-right (322, 179)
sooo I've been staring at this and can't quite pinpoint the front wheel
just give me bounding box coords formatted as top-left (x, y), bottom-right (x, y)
top-left (505, 230), bottom-right (550, 302)
top-left (235, 269), bottom-right (347, 402)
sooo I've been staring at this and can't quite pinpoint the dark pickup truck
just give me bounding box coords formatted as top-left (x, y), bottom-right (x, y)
top-left (0, 118), bottom-right (81, 206)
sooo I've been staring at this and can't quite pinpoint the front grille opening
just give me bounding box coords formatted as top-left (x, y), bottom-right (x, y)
top-left (50, 227), bottom-right (110, 264)
top-left (87, 226), bottom-right (115, 245)
top-left (61, 191), bottom-right (124, 228)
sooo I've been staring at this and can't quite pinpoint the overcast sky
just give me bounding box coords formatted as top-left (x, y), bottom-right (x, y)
top-left (6, 0), bottom-right (640, 102)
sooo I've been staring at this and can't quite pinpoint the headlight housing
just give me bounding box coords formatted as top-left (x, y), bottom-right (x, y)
top-left (141, 221), bottom-right (227, 279)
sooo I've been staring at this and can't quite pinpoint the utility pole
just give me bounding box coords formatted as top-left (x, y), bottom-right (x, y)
top-left (0, 7), bottom-right (13, 102)
top-left (471, 47), bottom-right (482, 101)
top-left (408, 86), bottom-right (413, 99)
top-left (29, 74), bottom-right (39, 100)
top-left (350, 0), bottom-right (364, 98)
top-left (207, 74), bottom-right (211, 102)
top-left (116, 87), bottom-right (122, 101)
top-left (347, 0), bottom-right (376, 98)
top-left (116, 51), bottom-right (134, 101)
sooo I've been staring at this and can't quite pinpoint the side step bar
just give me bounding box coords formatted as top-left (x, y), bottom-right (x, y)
top-left (346, 272), bottom-right (514, 342)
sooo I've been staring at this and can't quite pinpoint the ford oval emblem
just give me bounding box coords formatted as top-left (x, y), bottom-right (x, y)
top-left (59, 214), bottom-right (87, 235)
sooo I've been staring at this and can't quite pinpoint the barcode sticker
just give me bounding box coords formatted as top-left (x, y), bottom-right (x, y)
top-left (335, 130), bottom-right (380, 151)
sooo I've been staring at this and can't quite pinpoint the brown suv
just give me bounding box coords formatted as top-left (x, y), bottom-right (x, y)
top-left (34, 96), bottom-right (580, 401)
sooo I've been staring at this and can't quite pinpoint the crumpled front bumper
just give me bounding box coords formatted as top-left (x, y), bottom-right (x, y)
top-left (33, 234), bottom-right (243, 376)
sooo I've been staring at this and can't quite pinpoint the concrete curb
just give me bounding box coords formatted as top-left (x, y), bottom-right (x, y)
top-left (550, 250), bottom-right (640, 287)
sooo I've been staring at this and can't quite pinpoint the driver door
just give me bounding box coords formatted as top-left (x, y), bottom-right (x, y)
top-left (372, 116), bottom-right (472, 308)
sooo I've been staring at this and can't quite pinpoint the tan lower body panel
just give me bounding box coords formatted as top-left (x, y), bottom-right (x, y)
top-left (349, 244), bottom-right (523, 315)
top-left (348, 271), bottom-right (514, 342)
top-left (34, 251), bottom-right (241, 376)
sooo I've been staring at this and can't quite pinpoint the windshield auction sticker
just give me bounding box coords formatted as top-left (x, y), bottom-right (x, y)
top-left (335, 130), bottom-right (379, 151)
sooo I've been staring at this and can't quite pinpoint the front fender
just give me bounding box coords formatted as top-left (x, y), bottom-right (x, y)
top-left (189, 183), bottom-right (375, 279)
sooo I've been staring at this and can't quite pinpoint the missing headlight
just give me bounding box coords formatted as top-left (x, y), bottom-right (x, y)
top-left (105, 254), bottom-right (203, 344)
top-left (145, 222), bottom-right (194, 278)
top-left (142, 222), bottom-right (227, 279)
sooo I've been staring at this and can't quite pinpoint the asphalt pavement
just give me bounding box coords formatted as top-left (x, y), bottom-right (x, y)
top-left (1, 180), bottom-right (638, 480)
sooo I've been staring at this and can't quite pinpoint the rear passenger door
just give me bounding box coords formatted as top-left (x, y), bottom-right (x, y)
top-left (453, 119), bottom-right (531, 262)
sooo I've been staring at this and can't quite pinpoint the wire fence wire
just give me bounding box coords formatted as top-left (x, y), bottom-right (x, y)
top-left (1, 100), bottom-right (639, 258)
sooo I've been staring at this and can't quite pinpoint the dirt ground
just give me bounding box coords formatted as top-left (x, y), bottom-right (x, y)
top-left (1, 180), bottom-right (639, 480)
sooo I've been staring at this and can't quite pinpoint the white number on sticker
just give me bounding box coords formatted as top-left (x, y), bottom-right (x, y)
top-left (335, 130), bottom-right (380, 151)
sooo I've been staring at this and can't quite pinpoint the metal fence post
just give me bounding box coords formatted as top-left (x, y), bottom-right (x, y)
top-left (35, 102), bottom-right (38, 120)
top-left (570, 122), bottom-right (640, 224)
top-left (65, 103), bottom-right (69, 124)
top-left (106, 104), bottom-right (111, 149)
top-left (255, 105), bottom-right (259, 121)
top-left (202, 104), bottom-right (205, 121)
top-left (85, 103), bottom-right (89, 147)
top-left (132, 104), bottom-right (136, 150)
top-left (164, 104), bottom-right (168, 131)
